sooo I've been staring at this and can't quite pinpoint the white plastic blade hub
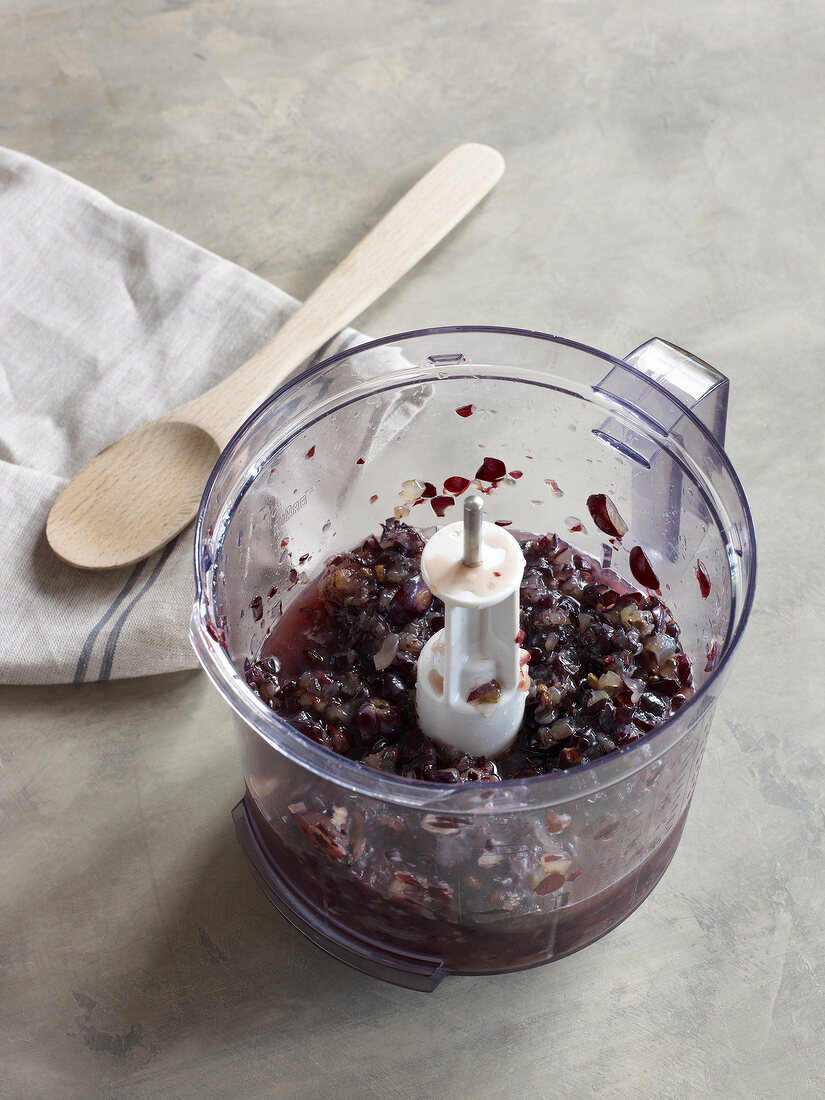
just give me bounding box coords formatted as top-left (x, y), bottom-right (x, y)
top-left (416, 518), bottom-right (529, 757)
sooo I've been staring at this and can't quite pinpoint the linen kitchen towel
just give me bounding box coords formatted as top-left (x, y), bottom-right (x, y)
top-left (0, 147), bottom-right (368, 684)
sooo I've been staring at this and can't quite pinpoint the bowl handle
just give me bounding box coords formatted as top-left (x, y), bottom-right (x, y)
top-left (622, 338), bottom-right (729, 446)
top-left (593, 340), bottom-right (730, 567)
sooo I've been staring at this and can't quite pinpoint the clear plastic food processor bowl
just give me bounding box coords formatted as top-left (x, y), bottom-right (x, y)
top-left (190, 327), bottom-right (756, 991)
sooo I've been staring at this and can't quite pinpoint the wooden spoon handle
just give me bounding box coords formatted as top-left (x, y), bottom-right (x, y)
top-left (175, 143), bottom-right (504, 445)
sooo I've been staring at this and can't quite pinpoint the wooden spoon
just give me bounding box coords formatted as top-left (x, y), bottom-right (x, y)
top-left (46, 143), bottom-right (505, 570)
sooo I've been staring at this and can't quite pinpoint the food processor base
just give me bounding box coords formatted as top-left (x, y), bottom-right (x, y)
top-left (233, 792), bottom-right (693, 991)
top-left (232, 796), bottom-right (447, 992)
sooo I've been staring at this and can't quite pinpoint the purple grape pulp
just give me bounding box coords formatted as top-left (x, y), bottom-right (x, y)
top-left (244, 519), bottom-right (694, 785)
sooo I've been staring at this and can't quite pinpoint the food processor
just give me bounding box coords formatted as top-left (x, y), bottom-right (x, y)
top-left (190, 327), bottom-right (756, 991)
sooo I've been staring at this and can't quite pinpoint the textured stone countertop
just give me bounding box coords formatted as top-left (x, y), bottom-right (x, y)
top-left (2, 2), bottom-right (824, 1097)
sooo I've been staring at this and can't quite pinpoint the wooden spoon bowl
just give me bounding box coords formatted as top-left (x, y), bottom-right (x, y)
top-left (46, 143), bottom-right (505, 569)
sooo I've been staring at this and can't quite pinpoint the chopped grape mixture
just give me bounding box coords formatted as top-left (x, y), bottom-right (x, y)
top-left (245, 519), bottom-right (693, 783)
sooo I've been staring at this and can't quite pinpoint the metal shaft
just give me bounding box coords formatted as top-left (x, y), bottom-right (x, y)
top-left (463, 493), bottom-right (484, 566)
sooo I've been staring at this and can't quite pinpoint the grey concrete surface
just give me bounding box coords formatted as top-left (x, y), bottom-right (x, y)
top-left (1, 1), bottom-right (824, 1097)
